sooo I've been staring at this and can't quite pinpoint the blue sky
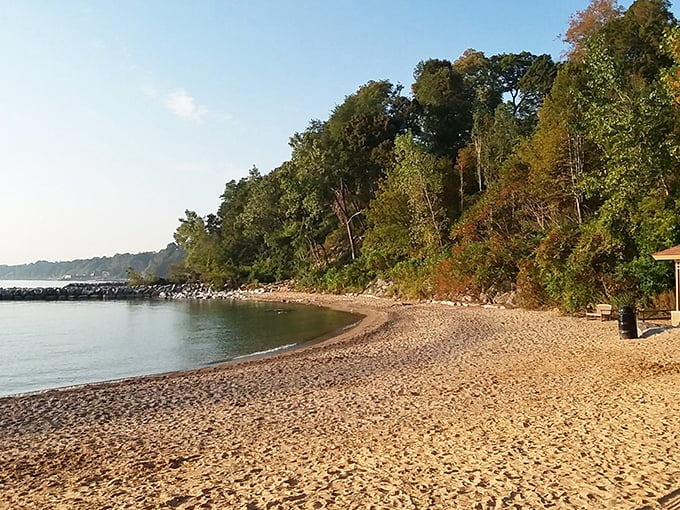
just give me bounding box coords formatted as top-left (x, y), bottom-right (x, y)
top-left (0, 0), bottom-right (673, 265)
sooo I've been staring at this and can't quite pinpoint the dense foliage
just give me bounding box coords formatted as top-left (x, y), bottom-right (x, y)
top-left (174, 0), bottom-right (680, 311)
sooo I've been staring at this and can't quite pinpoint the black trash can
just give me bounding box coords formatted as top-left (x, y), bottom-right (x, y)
top-left (618, 305), bottom-right (638, 339)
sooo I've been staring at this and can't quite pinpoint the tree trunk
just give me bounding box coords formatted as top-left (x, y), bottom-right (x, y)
top-left (474, 136), bottom-right (484, 192)
top-left (332, 179), bottom-right (358, 261)
top-left (419, 175), bottom-right (443, 249)
top-left (345, 218), bottom-right (356, 261)
top-left (459, 162), bottom-right (465, 214)
top-left (567, 133), bottom-right (584, 225)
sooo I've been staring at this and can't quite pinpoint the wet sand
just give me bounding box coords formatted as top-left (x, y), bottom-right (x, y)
top-left (2, 292), bottom-right (680, 509)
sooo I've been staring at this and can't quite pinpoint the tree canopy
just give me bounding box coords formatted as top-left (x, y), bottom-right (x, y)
top-left (173, 0), bottom-right (680, 312)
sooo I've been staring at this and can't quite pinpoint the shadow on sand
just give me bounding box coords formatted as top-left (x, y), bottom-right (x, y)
top-left (638, 323), bottom-right (675, 339)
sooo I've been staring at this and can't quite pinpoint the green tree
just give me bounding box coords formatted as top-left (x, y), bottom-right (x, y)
top-left (288, 81), bottom-right (414, 263)
top-left (490, 52), bottom-right (557, 126)
top-left (364, 133), bottom-right (448, 268)
top-left (454, 49), bottom-right (502, 193)
top-left (412, 59), bottom-right (474, 159)
top-left (540, 0), bottom-right (680, 308)
top-left (174, 210), bottom-right (216, 281)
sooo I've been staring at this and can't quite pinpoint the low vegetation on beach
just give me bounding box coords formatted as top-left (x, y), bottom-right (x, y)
top-left (170, 1), bottom-right (680, 312)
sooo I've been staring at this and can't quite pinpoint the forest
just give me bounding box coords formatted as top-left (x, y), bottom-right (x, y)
top-left (172, 0), bottom-right (680, 311)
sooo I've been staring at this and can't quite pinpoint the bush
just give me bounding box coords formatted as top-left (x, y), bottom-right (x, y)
top-left (389, 257), bottom-right (441, 299)
top-left (295, 261), bottom-right (374, 294)
top-left (515, 259), bottom-right (551, 309)
top-left (434, 235), bottom-right (530, 300)
top-left (652, 289), bottom-right (676, 310)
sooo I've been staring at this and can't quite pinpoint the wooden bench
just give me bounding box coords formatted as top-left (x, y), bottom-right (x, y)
top-left (586, 304), bottom-right (613, 321)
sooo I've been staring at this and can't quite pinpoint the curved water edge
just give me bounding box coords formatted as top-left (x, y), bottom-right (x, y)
top-left (0, 294), bottom-right (363, 397)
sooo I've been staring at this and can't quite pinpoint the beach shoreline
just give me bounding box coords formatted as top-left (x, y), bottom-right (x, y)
top-left (0, 291), bottom-right (389, 401)
top-left (2, 292), bottom-right (680, 509)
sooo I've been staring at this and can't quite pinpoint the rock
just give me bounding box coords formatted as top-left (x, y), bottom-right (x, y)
top-left (493, 291), bottom-right (517, 307)
top-left (363, 279), bottom-right (393, 297)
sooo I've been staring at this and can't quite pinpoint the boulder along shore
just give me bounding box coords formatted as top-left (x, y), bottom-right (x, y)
top-left (0, 282), bottom-right (281, 301)
top-left (1, 292), bottom-right (680, 509)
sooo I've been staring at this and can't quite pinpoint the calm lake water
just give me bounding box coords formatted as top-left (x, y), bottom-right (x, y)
top-left (0, 295), bottom-right (359, 397)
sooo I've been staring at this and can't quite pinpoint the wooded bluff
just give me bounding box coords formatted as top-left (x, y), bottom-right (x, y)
top-left (0, 244), bottom-right (185, 281)
top-left (172, 0), bottom-right (680, 312)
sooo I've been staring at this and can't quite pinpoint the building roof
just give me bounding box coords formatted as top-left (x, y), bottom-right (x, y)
top-left (652, 245), bottom-right (680, 261)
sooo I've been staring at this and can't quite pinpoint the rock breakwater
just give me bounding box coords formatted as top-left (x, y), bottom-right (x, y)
top-left (0, 282), bottom-right (279, 301)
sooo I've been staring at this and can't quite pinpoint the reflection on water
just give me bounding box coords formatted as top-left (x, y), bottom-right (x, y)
top-left (0, 299), bottom-right (359, 396)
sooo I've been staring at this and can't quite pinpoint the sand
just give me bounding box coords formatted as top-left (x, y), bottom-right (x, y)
top-left (2, 292), bottom-right (680, 509)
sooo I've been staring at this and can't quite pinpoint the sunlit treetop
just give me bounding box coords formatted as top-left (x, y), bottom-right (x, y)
top-left (562, 0), bottom-right (625, 59)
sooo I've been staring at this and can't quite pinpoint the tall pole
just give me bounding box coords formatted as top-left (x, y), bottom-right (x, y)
top-left (676, 261), bottom-right (680, 311)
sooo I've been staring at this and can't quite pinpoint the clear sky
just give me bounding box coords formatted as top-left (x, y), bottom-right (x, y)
top-left (0, 0), bottom-right (674, 265)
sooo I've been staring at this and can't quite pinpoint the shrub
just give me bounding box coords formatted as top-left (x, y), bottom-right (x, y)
top-left (516, 259), bottom-right (551, 309)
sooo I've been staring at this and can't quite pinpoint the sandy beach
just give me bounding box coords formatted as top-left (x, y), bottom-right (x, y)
top-left (2, 292), bottom-right (680, 509)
